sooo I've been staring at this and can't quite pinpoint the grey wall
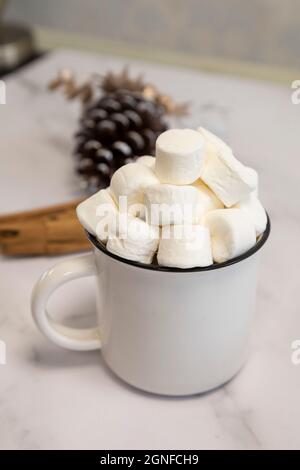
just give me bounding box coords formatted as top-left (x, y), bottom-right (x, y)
top-left (5, 0), bottom-right (300, 68)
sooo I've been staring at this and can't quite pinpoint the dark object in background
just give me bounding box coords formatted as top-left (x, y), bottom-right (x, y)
top-left (0, 1), bottom-right (36, 75)
top-left (49, 68), bottom-right (189, 192)
top-left (74, 90), bottom-right (168, 191)
top-left (0, 23), bottom-right (35, 74)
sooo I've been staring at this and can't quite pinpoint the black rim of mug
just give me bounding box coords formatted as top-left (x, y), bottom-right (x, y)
top-left (86, 213), bottom-right (271, 273)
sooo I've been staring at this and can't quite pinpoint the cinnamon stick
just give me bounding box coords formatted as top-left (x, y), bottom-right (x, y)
top-left (0, 199), bottom-right (91, 256)
top-left (0, 199), bottom-right (83, 223)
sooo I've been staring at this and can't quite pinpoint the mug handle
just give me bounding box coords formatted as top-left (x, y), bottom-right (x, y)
top-left (31, 253), bottom-right (101, 351)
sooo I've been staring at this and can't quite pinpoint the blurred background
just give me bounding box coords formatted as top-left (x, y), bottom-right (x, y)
top-left (1, 0), bottom-right (300, 81)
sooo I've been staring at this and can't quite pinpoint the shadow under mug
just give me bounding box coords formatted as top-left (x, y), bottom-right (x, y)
top-left (31, 216), bottom-right (271, 396)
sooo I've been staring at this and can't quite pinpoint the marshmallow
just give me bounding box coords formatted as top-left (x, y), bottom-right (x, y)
top-left (234, 193), bottom-right (267, 236)
top-left (193, 179), bottom-right (224, 222)
top-left (198, 127), bottom-right (256, 207)
top-left (157, 225), bottom-right (213, 269)
top-left (245, 167), bottom-right (258, 196)
top-left (106, 216), bottom-right (159, 264)
top-left (136, 155), bottom-right (155, 169)
top-left (155, 129), bottom-right (205, 184)
top-left (198, 126), bottom-right (231, 158)
top-left (110, 162), bottom-right (159, 217)
top-left (144, 183), bottom-right (200, 226)
top-left (204, 208), bottom-right (256, 263)
top-left (76, 188), bottom-right (117, 241)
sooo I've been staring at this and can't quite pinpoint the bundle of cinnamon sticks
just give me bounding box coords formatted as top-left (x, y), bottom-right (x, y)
top-left (0, 200), bottom-right (91, 256)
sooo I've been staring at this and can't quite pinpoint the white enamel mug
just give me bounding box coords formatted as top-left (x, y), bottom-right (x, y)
top-left (31, 217), bottom-right (270, 396)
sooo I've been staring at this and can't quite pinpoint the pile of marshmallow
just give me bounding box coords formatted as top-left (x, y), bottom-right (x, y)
top-left (77, 128), bottom-right (267, 269)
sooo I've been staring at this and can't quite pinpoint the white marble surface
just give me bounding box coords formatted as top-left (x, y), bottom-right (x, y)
top-left (0, 50), bottom-right (299, 450)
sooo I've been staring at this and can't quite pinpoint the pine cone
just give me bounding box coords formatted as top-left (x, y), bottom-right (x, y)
top-left (74, 90), bottom-right (168, 191)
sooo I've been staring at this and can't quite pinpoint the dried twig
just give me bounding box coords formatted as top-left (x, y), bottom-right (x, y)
top-left (48, 67), bottom-right (189, 116)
